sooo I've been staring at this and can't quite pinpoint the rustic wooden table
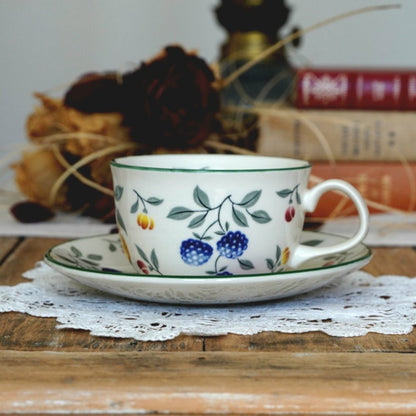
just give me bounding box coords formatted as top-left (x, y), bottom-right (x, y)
top-left (0, 236), bottom-right (415, 415)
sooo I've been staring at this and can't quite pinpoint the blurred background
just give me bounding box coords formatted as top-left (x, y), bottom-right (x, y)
top-left (0, 0), bottom-right (413, 148)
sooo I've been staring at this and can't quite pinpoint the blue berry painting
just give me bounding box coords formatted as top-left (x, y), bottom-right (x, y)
top-left (180, 239), bottom-right (213, 266)
top-left (167, 186), bottom-right (272, 275)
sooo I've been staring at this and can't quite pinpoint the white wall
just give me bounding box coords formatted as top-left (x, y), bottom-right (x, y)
top-left (0, 0), bottom-right (414, 148)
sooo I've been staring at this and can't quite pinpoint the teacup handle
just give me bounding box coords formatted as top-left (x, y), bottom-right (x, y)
top-left (288, 179), bottom-right (369, 268)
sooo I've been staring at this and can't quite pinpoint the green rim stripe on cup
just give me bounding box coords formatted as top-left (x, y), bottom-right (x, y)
top-left (110, 155), bottom-right (312, 173)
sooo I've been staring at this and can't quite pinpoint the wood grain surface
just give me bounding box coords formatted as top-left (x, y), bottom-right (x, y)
top-left (0, 237), bottom-right (415, 415)
top-left (1, 350), bottom-right (415, 415)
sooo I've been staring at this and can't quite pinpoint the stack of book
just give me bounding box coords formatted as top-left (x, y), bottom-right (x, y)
top-left (255, 68), bottom-right (416, 219)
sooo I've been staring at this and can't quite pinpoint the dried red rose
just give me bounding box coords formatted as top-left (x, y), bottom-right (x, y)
top-left (121, 46), bottom-right (220, 148)
top-left (64, 72), bottom-right (123, 113)
top-left (63, 46), bottom-right (220, 149)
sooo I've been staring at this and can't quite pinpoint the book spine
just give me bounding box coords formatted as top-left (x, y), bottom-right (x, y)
top-left (295, 68), bottom-right (416, 110)
top-left (308, 162), bottom-right (416, 218)
top-left (255, 109), bottom-right (416, 161)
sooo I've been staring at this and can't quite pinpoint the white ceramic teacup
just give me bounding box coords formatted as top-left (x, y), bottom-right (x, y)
top-left (110, 154), bottom-right (369, 276)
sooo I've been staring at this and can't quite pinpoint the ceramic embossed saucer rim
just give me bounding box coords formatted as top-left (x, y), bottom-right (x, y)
top-left (44, 231), bottom-right (372, 280)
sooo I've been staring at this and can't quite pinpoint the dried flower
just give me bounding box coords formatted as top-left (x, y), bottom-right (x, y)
top-left (121, 46), bottom-right (220, 148)
top-left (64, 72), bottom-right (123, 113)
top-left (63, 46), bottom-right (220, 149)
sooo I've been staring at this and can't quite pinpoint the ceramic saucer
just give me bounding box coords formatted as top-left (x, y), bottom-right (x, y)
top-left (44, 231), bottom-right (372, 305)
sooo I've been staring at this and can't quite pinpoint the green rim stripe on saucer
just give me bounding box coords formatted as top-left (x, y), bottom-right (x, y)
top-left (44, 232), bottom-right (372, 280)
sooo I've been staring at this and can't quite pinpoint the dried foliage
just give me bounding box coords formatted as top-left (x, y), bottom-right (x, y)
top-left (12, 46), bottom-right (221, 221)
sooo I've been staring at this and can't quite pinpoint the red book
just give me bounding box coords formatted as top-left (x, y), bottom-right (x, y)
top-left (295, 68), bottom-right (416, 110)
top-left (308, 162), bottom-right (416, 218)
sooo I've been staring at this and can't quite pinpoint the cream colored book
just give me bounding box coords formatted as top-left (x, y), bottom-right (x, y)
top-left (256, 108), bottom-right (416, 161)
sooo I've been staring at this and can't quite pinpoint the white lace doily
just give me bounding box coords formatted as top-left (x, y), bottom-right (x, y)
top-left (0, 261), bottom-right (415, 341)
